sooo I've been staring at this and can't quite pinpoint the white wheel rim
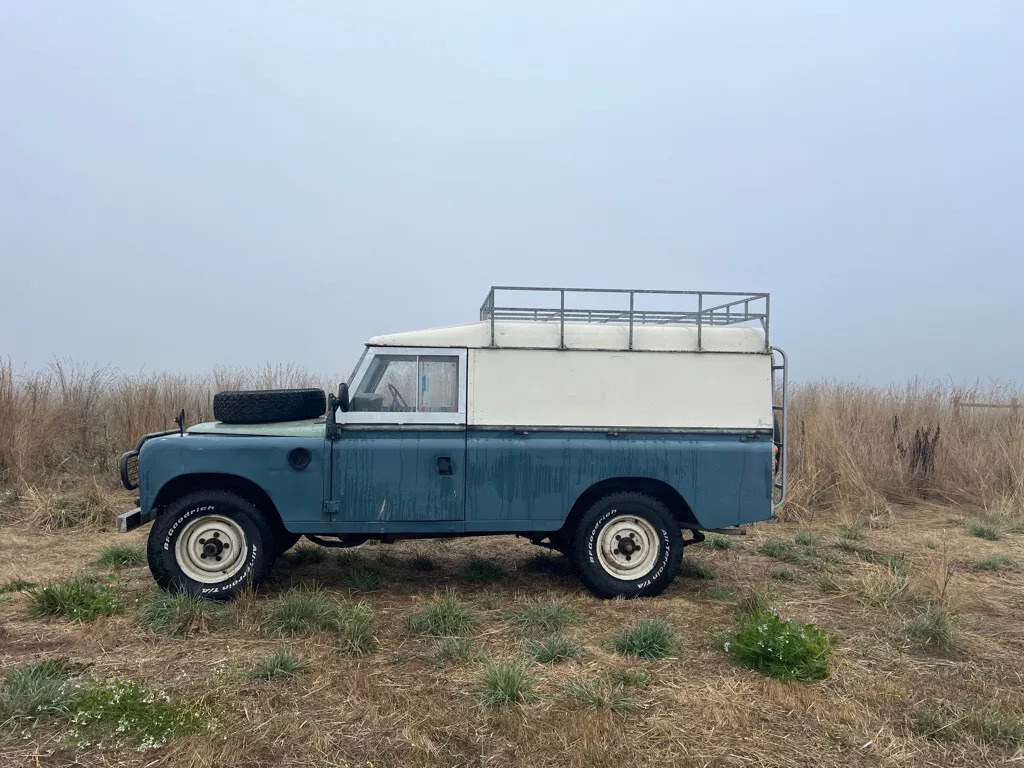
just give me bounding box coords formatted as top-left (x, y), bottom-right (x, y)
top-left (174, 514), bottom-right (248, 584)
top-left (596, 514), bottom-right (660, 580)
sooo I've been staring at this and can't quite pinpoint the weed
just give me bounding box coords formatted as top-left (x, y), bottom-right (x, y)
top-left (606, 668), bottom-right (652, 688)
top-left (771, 569), bottom-right (797, 582)
top-left (0, 659), bottom-right (79, 717)
top-left (607, 619), bottom-right (678, 660)
top-left (795, 531), bottom-right (821, 546)
top-left (406, 591), bottom-right (476, 636)
top-left (433, 637), bottom-right (473, 665)
top-left (508, 600), bottom-right (581, 634)
top-left (971, 554), bottom-right (1015, 571)
top-left (0, 578), bottom-right (36, 594)
top-left (708, 535), bottom-right (737, 550)
top-left (137, 590), bottom-right (216, 637)
top-left (463, 558), bottom-right (505, 583)
top-left (968, 518), bottom-right (1004, 541)
top-left (28, 578), bottom-right (121, 621)
top-left (678, 558), bottom-right (716, 580)
top-left (410, 555), bottom-right (434, 571)
top-left (290, 544), bottom-right (327, 565)
top-left (722, 608), bottom-right (836, 682)
top-left (478, 661), bottom-right (535, 707)
top-left (249, 650), bottom-right (309, 680)
top-left (95, 543), bottom-right (146, 569)
top-left (526, 634), bottom-right (582, 663)
top-left (906, 602), bottom-right (955, 652)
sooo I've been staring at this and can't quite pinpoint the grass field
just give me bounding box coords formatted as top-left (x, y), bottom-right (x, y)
top-left (1, 362), bottom-right (1023, 766)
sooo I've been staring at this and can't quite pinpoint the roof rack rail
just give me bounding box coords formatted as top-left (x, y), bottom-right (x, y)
top-left (479, 286), bottom-right (770, 351)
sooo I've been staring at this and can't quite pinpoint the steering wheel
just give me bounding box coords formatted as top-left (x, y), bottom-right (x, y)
top-left (387, 383), bottom-right (410, 411)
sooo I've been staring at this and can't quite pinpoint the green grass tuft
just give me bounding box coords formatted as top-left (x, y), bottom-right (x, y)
top-left (27, 578), bottom-right (121, 622)
top-left (478, 661), bottom-right (535, 707)
top-left (708, 535), bottom-right (737, 550)
top-left (794, 531), bottom-right (821, 546)
top-left (0, 659), bottom-right (80, 717)
top-left (289, 544), bottom-right (327, 564)
top-left (968, 518), bottom-right (1004, 541)
top-left (406, 591), bottom-right (476, 636)
top-left (760, 538), bottom-right (840, 569)
top-left (913, 701), bottom-right (1024, 746)
top-left (463, 557), bottom-right (505, 583)
top-left (137, 590), bottom-right (217, 637)
top-left (433, 637), bottom-right (473, 665)
top-left (336, 601), bottom-right (377, 655)
top-left (565, 679), bottom-right (636, 713)
top-left (508, 600), bottom-right (581, 634)
top-left (701, 587), bottom-right (736, 602)
top-left (838, 523), bottom-right (867, 542)
top-left (971, 553), bottom-right (1015, 571)
top-left (606, 667), bottom-right (652, 688)
top-left (249, 650), bottom-right (309, 680)
top-left (771, 569), bottom-right (797, 582)
top-left (94, 543), bottom-right (146, 569)
top-left (607, 619), bottom-right (678, 660)
top-left (722, 608), bottom-right (836, 682)
top-left (678, 558), bottom-right (716, 580)
top-left (526, 633), bottom-right (582, 663)
top-left (906, 602), bottom-right (955, 652)
top-left (0, 578), bottom-right (36, 594)
top-left (262, 586), bottom-right (376, 653)
top-left (410, 555), bottom-right (435, 571)
top-left (344, 565), bottom-right (386, 591)
top-left (925, 539), bottom-right (939, 550)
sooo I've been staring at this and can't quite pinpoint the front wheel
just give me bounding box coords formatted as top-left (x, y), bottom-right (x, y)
top-left (569, 492), bottom-right (683, 599)
top-left (147, 490), bottom-right (278, 600)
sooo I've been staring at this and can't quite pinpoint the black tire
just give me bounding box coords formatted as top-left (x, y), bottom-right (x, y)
top-left (213, 388), bottom-right (326, 424)
top-left (277, 530), bottom-right (303, 555)
top-left (147, 490), bottom-right (278, 600)
top-left (569, 492), bottom-right (683, 599)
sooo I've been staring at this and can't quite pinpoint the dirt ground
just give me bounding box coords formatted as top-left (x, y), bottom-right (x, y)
top-left (1, 504), bottom-right (1023, 767)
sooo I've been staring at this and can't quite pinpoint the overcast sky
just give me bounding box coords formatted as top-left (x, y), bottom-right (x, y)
top-left (1, 2), bottom-right (1021, 384)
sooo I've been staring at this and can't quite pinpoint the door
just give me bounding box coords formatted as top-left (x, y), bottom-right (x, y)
top-left (332, 347), bottom-right (467, 522)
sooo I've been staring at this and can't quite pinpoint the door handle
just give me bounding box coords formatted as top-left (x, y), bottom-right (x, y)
top-left (437, 456), bottom-right (453, 476)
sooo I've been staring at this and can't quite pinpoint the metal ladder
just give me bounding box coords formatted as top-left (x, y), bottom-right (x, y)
top-left (771, 346), bottom-right (789, 511)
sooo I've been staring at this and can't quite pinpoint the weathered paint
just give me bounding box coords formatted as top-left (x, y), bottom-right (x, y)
top-left (332, 428), bottom-right (466, 522)
top-left (187, 420), bottom-right (327, 438)
top-left (139, 428), bottom-right (773, 536)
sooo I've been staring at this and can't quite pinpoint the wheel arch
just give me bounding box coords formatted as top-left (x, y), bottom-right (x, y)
top-left (561, 477), bottom-right (699, 535)
top-left (151, 473), bottom-right (284, 530)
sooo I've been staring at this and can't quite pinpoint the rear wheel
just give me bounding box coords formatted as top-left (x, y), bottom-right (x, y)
top-left (147, 490), bottom-right (278, 600)
top-left (569, 492), bottom-right (683, 598)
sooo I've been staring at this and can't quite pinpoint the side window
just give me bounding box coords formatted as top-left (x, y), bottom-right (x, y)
top-left (351, 354), bottom-right (459, 414)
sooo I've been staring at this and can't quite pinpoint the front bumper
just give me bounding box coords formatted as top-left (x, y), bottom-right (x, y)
top-left (117, 507), bottom-right (155, 533)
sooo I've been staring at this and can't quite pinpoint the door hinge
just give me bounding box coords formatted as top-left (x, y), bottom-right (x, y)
top-left (323, 500), bottom-right (339, 519)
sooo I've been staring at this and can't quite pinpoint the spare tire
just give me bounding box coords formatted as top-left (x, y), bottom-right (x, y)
top-left (213, 388), bottom-right (326, 424)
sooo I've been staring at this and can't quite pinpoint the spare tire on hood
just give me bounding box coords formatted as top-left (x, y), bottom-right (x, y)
top-left (213, 388), bottom-right (327, 424)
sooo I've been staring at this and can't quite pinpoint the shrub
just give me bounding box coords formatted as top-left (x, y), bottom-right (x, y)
top-left (95, 543), bottom-right (146, 569)
top-left (27, 578), bottom-right (121, 621)
top-left (138, 590), bottom-right (216, 637)
top-left (0, 659), bottom-right (79, 717)
top-left (406, 592), bottom-right (476, 636)
top-left (463, 558), bottom-right (505, 583)
top-left (478, 661), bottom-right (535, 707)
top-left (722, 608), bottom-right (836, 682)
top-left (249, 650), bottom-right (309, 680)
top-left (508, 600), bottom-right (581, 634)
top-left (526, 634), bottom-right (582, 663)
top-left (678, 559), bottom-right (716, 580)
top-left (607, 619), bottom-right (678, 660)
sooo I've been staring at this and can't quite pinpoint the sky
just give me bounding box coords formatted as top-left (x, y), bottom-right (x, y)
top-left (1, 2), bottom-right (1022, 385)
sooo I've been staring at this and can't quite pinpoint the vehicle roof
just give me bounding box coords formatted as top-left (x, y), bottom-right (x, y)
top-left (367, 320), bottom-right (766, 353)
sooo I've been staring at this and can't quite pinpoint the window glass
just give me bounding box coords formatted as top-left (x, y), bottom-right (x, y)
top-left (351, 354), bottom-right (459, 413)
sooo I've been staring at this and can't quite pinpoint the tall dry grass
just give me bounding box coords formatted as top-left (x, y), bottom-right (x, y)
top-left (0, 360), bottom-right (1021, 519)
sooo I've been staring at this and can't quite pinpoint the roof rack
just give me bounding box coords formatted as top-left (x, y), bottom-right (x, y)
top-left (479, 286), bottom-right (770, 351)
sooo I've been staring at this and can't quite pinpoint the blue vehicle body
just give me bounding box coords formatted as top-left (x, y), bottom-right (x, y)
top-left (136, 424), bottom-right (774, 536)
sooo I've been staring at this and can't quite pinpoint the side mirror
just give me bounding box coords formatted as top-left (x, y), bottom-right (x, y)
top-left (337, 383), bottom-right (350, 413)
